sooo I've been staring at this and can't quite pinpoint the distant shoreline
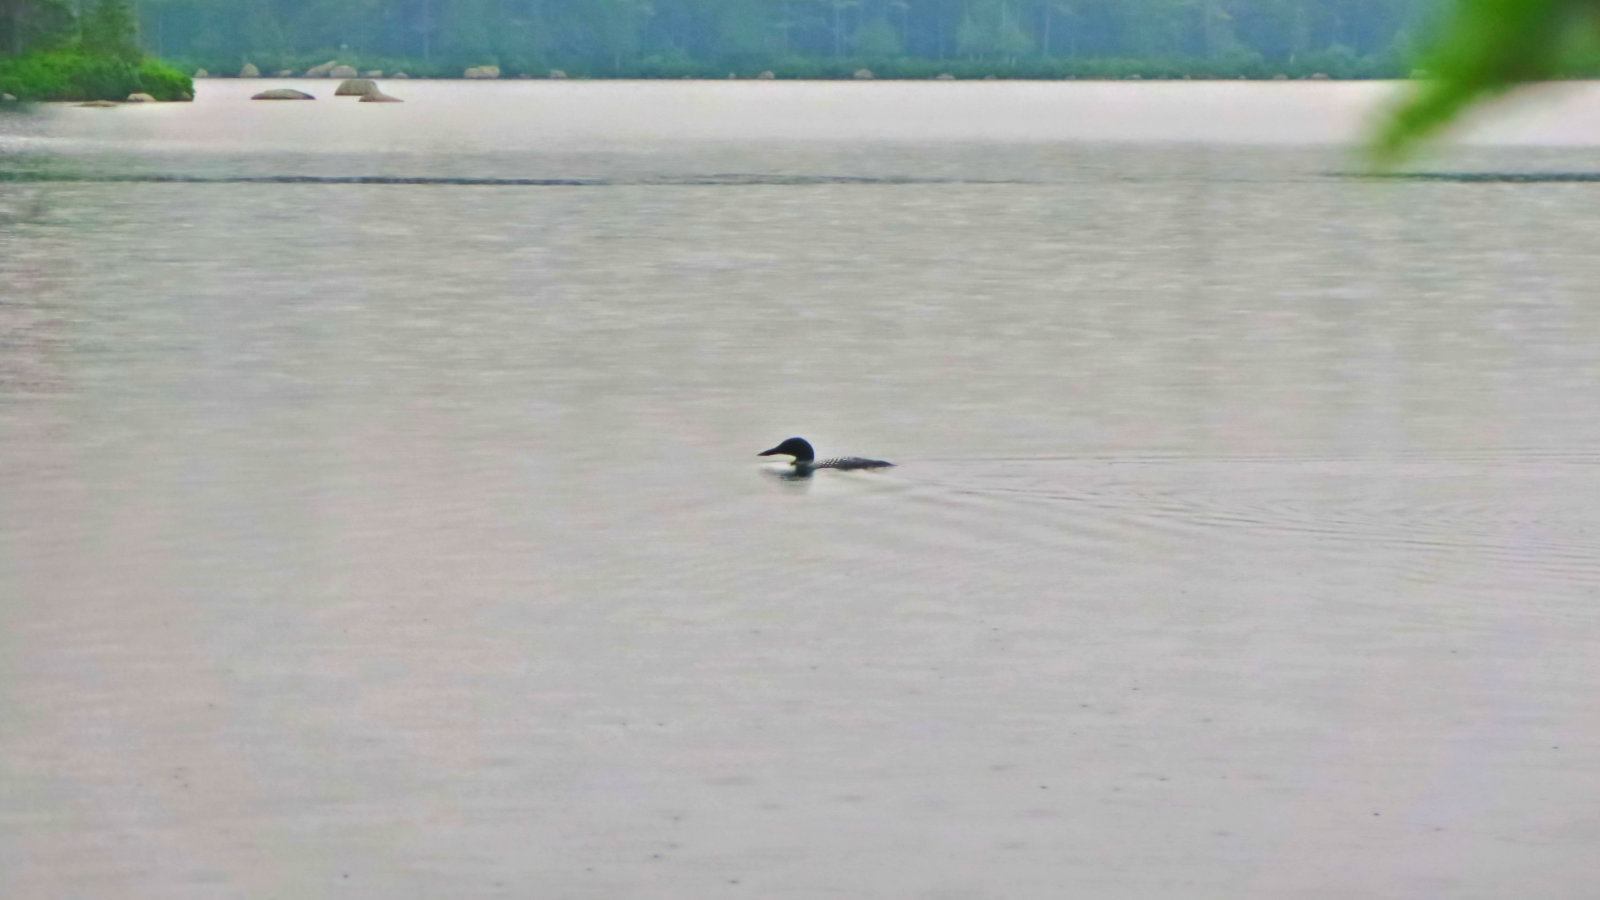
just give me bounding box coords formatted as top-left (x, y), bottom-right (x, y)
top-left (175, 57), bottom-right (1419, 84)
top-left (198, 72), bottom-right (1399, 83)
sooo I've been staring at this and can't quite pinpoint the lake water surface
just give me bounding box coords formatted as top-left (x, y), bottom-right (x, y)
top-left (3, 80), bottom-right (1600, 899)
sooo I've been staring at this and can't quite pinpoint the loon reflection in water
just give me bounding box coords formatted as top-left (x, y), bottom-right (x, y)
top-left (758, 437), bottom-right (894, 476)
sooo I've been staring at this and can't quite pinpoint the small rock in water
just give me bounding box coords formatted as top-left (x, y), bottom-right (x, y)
top-left (935, 73), bottom-right (955, 80)
top-left (548, 69), bottom-right (568, 79)
top-left (359, 91), bottom-right (403, 103)
top-left (463, 65), bottom-right (501, 79)
top-left (329, 65), bottom-right (358, 78)
top-left (304, 61), bottom-right (338, 78)
top-left (239, 63), bottom-right (260, 78)
top-left (363, 70), bottom-right (383, 77)
top-left (392, 72), bottom-right (410, 79)
top-left (126, 92), bottom-right (156, 102)
top-left (1, 92), bottom-right (17, 102)
top-left (335, 78), bottom-right (379, 97)
top-left (251, 88), bottom-right (315, 100)
top-left (194, 68), bottom-right (210, 78)
top-left (78, 100), bottom-right (118, 107)
top-left (756, 70), bottom-right (775, 79)
top-left (853, 68), bottom-right (874, 79)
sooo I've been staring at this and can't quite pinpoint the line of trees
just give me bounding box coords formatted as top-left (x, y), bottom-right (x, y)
top-left (0, 0), bottom-right (191, 100)
top-left (2, 0), bottom-right (139, 58)
top-left (127, 0), bottom-right (1443, 76)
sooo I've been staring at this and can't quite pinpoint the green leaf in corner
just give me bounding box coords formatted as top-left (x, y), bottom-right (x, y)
top-left (1371, 0), bottom-right (1598, 166)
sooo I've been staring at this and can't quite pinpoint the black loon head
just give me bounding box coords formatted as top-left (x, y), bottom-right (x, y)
top-left (757, 438), bottom-right (892, 473)
top-left (758, 437), bottom-right (815, 463)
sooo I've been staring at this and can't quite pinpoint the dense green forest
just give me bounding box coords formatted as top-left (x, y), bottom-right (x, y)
top-left (0, 0), bottom-right (190, 99)
top-left (119, 0), bottom-right (1444, 78)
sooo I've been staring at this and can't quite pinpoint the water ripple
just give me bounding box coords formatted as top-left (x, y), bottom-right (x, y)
top-left (0, 171), bottom-right (1019, 187)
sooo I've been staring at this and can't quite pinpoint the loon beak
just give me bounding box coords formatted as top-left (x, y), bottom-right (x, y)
top-left (757, 446), bottom-right (783, 457)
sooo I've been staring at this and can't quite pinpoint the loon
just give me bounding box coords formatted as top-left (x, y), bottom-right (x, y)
top-left (758, 437), bottom-right (893, 474)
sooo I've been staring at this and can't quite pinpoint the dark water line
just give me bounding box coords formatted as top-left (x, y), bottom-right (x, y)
top-left (0, 171), bottom-right (1022, 187)
top-left (1336, 171), bottom-right (1600, 183)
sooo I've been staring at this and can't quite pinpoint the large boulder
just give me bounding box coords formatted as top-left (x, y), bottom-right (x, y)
top-left (335, 78), bottom-right (379, 97)
top-left (252, 88), bottom-right (315, 100)
top-left (463, 65), bottom-right (501, 79)
top-left (239, 63), bottom-right (260, 77)
top-left (359, 91), bottom-right (403, 103)
top-left (329, 64), bottom-right (358, 78)
top-left (304, 60), bottom-right (338, 78)
top-left (126, 92), bottom-right (156, 102)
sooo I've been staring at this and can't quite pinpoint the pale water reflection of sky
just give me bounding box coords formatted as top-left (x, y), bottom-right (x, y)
top-left (2, 81), bottom-right (1599, 900)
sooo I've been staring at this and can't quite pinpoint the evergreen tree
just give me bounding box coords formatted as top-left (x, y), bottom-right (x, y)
top-left (1, 0), bottom-right (75, 55)
top-left (440, 0), bottom-right (493, 63)
top-left (82, 0), bottom-right (140, 62)
top-left (854, 18), bottom-right (902, 57)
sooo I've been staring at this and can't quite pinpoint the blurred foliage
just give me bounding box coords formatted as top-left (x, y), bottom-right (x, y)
top-left (1375, 0), bottom-right (1600, 162)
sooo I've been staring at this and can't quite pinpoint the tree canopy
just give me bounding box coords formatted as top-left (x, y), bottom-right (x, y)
top-left (0, 0), bottom-right (194, 100)
top-left (126, 0), bottom-right (1438, 74)
top-left (1, 0), bottom-right (75, 55)
top-left (2, 0), bottom-right (141, 58)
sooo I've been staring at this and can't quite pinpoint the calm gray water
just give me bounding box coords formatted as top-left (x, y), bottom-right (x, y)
top-left (3, 80), bottom-right (1600, 899)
